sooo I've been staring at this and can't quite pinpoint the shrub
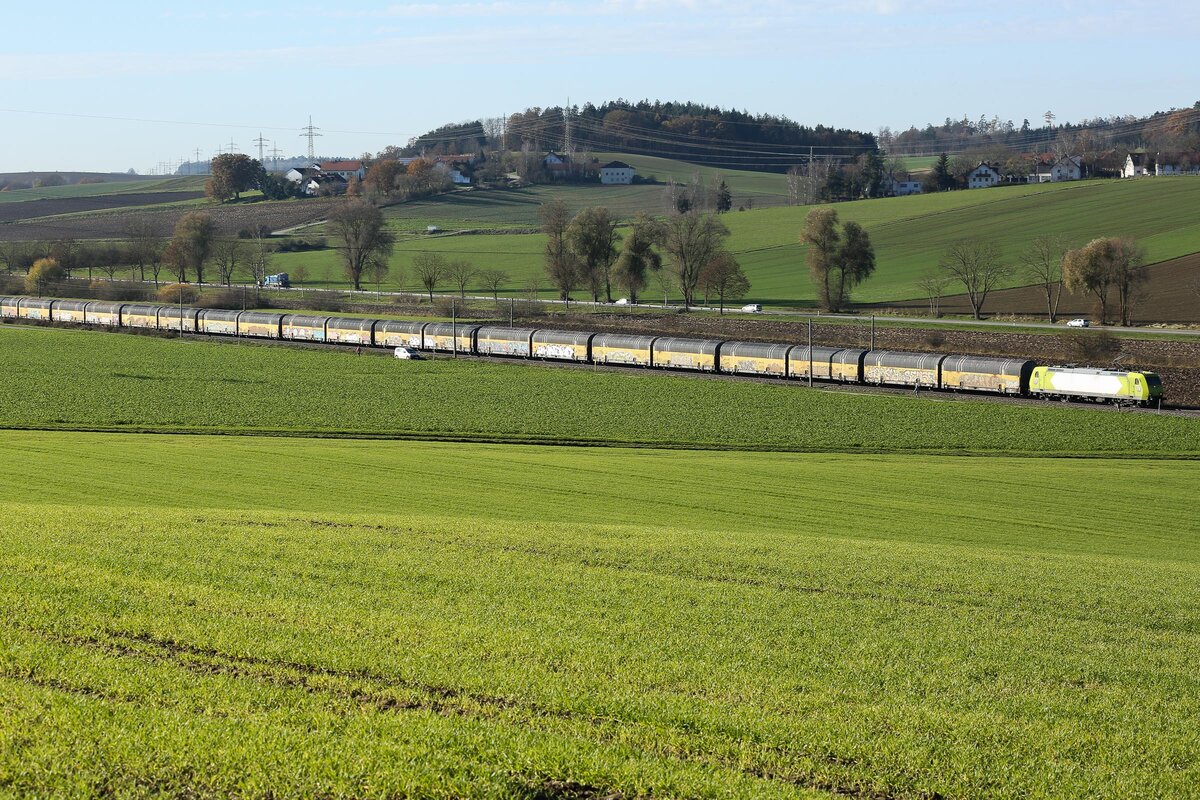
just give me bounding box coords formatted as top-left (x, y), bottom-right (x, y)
top-left (25, 258), bottom-right (65, 293)
top-left (1060, 331), bottom-right (1122, 363)
top-left (157, 283), bottom-right (200, 305)
top-left (89, 280), bottom-right (147, 301)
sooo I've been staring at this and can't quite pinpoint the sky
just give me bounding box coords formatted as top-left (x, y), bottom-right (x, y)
top-left (1, 0), bottom-right (1196, 174)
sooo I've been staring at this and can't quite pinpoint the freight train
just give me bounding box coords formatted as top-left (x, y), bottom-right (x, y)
top-left (0, 295), bottom-right (1165, 406)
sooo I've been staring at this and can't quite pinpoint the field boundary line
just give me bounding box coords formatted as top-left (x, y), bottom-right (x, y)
top-left (2, 424), bottom-right (1197, 461)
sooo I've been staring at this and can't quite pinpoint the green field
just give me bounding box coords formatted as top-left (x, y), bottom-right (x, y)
top-left (1, 430), bottom-right (1198, 797)
top-left (0, 176), bottom-right (204, 204)
top-left (3, 318), bottom-right (1199, 796)
top-left (277, 177), bottom-right (1200, 307)
top-left (3, 325), bottom-right (1196, 455)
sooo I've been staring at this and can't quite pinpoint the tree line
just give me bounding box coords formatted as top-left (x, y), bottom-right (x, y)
top-left (916, 235), bottom-right (1148, 325)
top-left (538, 199), bottom-right (750, 312)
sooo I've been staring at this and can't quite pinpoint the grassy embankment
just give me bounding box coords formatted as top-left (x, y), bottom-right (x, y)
top-left (273, 177), bottom-right (1200, 307)
top-left (1, 325), bottom-right (1196, 454)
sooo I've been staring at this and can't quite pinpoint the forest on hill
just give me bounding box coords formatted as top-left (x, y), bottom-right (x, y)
top-left (390, 100), bottom-right (877, 172)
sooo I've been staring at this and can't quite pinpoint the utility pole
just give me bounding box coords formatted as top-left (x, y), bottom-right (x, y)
top-left (301, 116), bottom-right (322, 161)
top-left (253, 133), bottom-right (268, 164)
top-left (870, 314), bottom-right (875, 350)
top-left (807, 319), bottom-right (813, 388)
top-left (451, 300), bottom-right (457, 358)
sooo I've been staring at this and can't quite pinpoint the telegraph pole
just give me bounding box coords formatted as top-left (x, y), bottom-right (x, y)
top-left (807, 319), bottom-right (813, 388)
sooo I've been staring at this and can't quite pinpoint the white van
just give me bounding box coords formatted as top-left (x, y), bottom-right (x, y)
top-left (741, 303), bottom-right (762, 313)
top-left (394, 347), bottom-right (422, 359)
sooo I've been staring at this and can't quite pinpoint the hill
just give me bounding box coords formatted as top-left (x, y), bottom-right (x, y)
top-left (270, 174), bottom-right (1200, 309)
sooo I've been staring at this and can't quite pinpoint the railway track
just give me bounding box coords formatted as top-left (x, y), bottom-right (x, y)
top-left (140, 325), bottom-right (1199, 419)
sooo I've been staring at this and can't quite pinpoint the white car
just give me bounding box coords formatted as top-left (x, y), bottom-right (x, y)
top-left (614, 298), bottom-right (631, 306)
top-left (1066, 318), bottom-right (1090, 328)
top-left (741, 303), bottom-right (763, 313)
top-left (393, 347), bottom-right (422, 359)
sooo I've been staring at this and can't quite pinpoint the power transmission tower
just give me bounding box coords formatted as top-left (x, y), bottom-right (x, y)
top-left (563, 97), bottom-right (571, 155)
top-left (301, 116), bottom-right (322, 161)
top-left (193, 147), bottom-right (203, 174)
top-left (253, 133), bottom-right (268, 164)
top-left (227, 138), bottom-right (239, 154)
top-left (269, 141), bottom-right (282, 172)
top-left (1044, 110), bottom-right (1055, 130)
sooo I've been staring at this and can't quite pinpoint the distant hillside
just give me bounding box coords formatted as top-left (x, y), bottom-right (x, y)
top-left (0, 171), bottom-right (150, 191)
top-left (390, 100), bottom-right (876, 172)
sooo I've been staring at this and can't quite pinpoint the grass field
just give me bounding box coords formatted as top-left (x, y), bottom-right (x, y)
top-left (276, 177), bottom-right (1200, 307)
top-left (2, 325), bottom-right (1196, 455)
top-left (0, 176), bottom-right (204, 204)
top-left (1, 430), bottom-right (1198, 797)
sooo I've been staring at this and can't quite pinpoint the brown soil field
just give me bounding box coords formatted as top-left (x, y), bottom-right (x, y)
top-left (0, 192), bottom-right (205, 224)
top-left (0, 197), bottom-right (339, 241)
top-left (876, 253), bottom-right (1200, 323)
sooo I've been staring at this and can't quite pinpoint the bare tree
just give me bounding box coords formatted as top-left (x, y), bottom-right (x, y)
top-left (1063, 237), bottom-right (1146, 326)
top-left (916, 269), bottom-right (952, 317)
top-left (479, 268), bottom-right (509, 300)
top-left (659, 212), bottom-right (730, 309)
top-left (698, 252), bottom-right (751, 314)
top-left (247, 225), bottom-right (273, 286)
top-left (1021, 235), bottom-right (1068, 323)
top-left (328, 200), bottom-right (394, 291)
top-left (445, 259), bottom-right (476, 299)
top-left (125, 216), bottom-right (167, 284)
top-left (541, 197), bottom-right (579, 299)
top-left (211, 238), bottom-right (248, 286)
top-left (566, 206), bottom-right (621, 302)
top-left (941, 239), bottom-right (1011, 320)
top-left (613, 214), bottom-right (662, 303)
top-left (412, 252), bottom-right (446, 301)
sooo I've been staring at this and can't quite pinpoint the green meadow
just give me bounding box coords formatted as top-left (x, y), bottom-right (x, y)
top-left (2, 325), bottom-right (1196, 455)
top-left (1, 431), bottom-right (1197, 798)
top-left (276, 177), bottom-right (1200, 306)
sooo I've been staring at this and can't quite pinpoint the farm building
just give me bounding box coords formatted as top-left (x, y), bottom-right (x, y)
top-left (1029, 155), bottom-right (1083, 183)
top-left (889, 177), bottom-right (922, 196)
top-left (318, 160), bottom-right (366, 181)
top-left (599, 160), bottom-right (635, 185)
top-left (1123, 152), bottom-right (1149, 177)
top-left (967, 162), bottom-right (1001, 189)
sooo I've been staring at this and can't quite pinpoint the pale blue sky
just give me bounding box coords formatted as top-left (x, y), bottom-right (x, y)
top-left (2, 0), bottom-right (1195, 173)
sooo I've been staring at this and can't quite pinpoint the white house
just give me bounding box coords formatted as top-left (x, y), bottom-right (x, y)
top-left (1030, 155), bottom-right (1083, 183)
top-left (967, 162), bottom-right (1001, 189)
top-left (318, 160), bottom-right (366, 181)
top-left (1123, 152), bottom-right (1149, 178)
top-left (889, 177), bottom-right (923, 196)
top-left (599, 160), bottom-right (635, 185)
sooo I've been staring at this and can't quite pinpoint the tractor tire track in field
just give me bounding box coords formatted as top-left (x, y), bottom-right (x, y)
top-left (13, 623), bottom-right (932, 799)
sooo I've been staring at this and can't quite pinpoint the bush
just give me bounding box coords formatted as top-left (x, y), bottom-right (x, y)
top-left (273, 236), bottom-right (326, 253)
top-left (89, 280), bottom-right (148, 301)
top-left (308, 291), bottom-right (343, 312)
top-left (1060, 331), bottom-right (1122, 363)
top-left (25, 258), bottom-right (66, 293)
top-left (156, 283), bottom-right (200, 305)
